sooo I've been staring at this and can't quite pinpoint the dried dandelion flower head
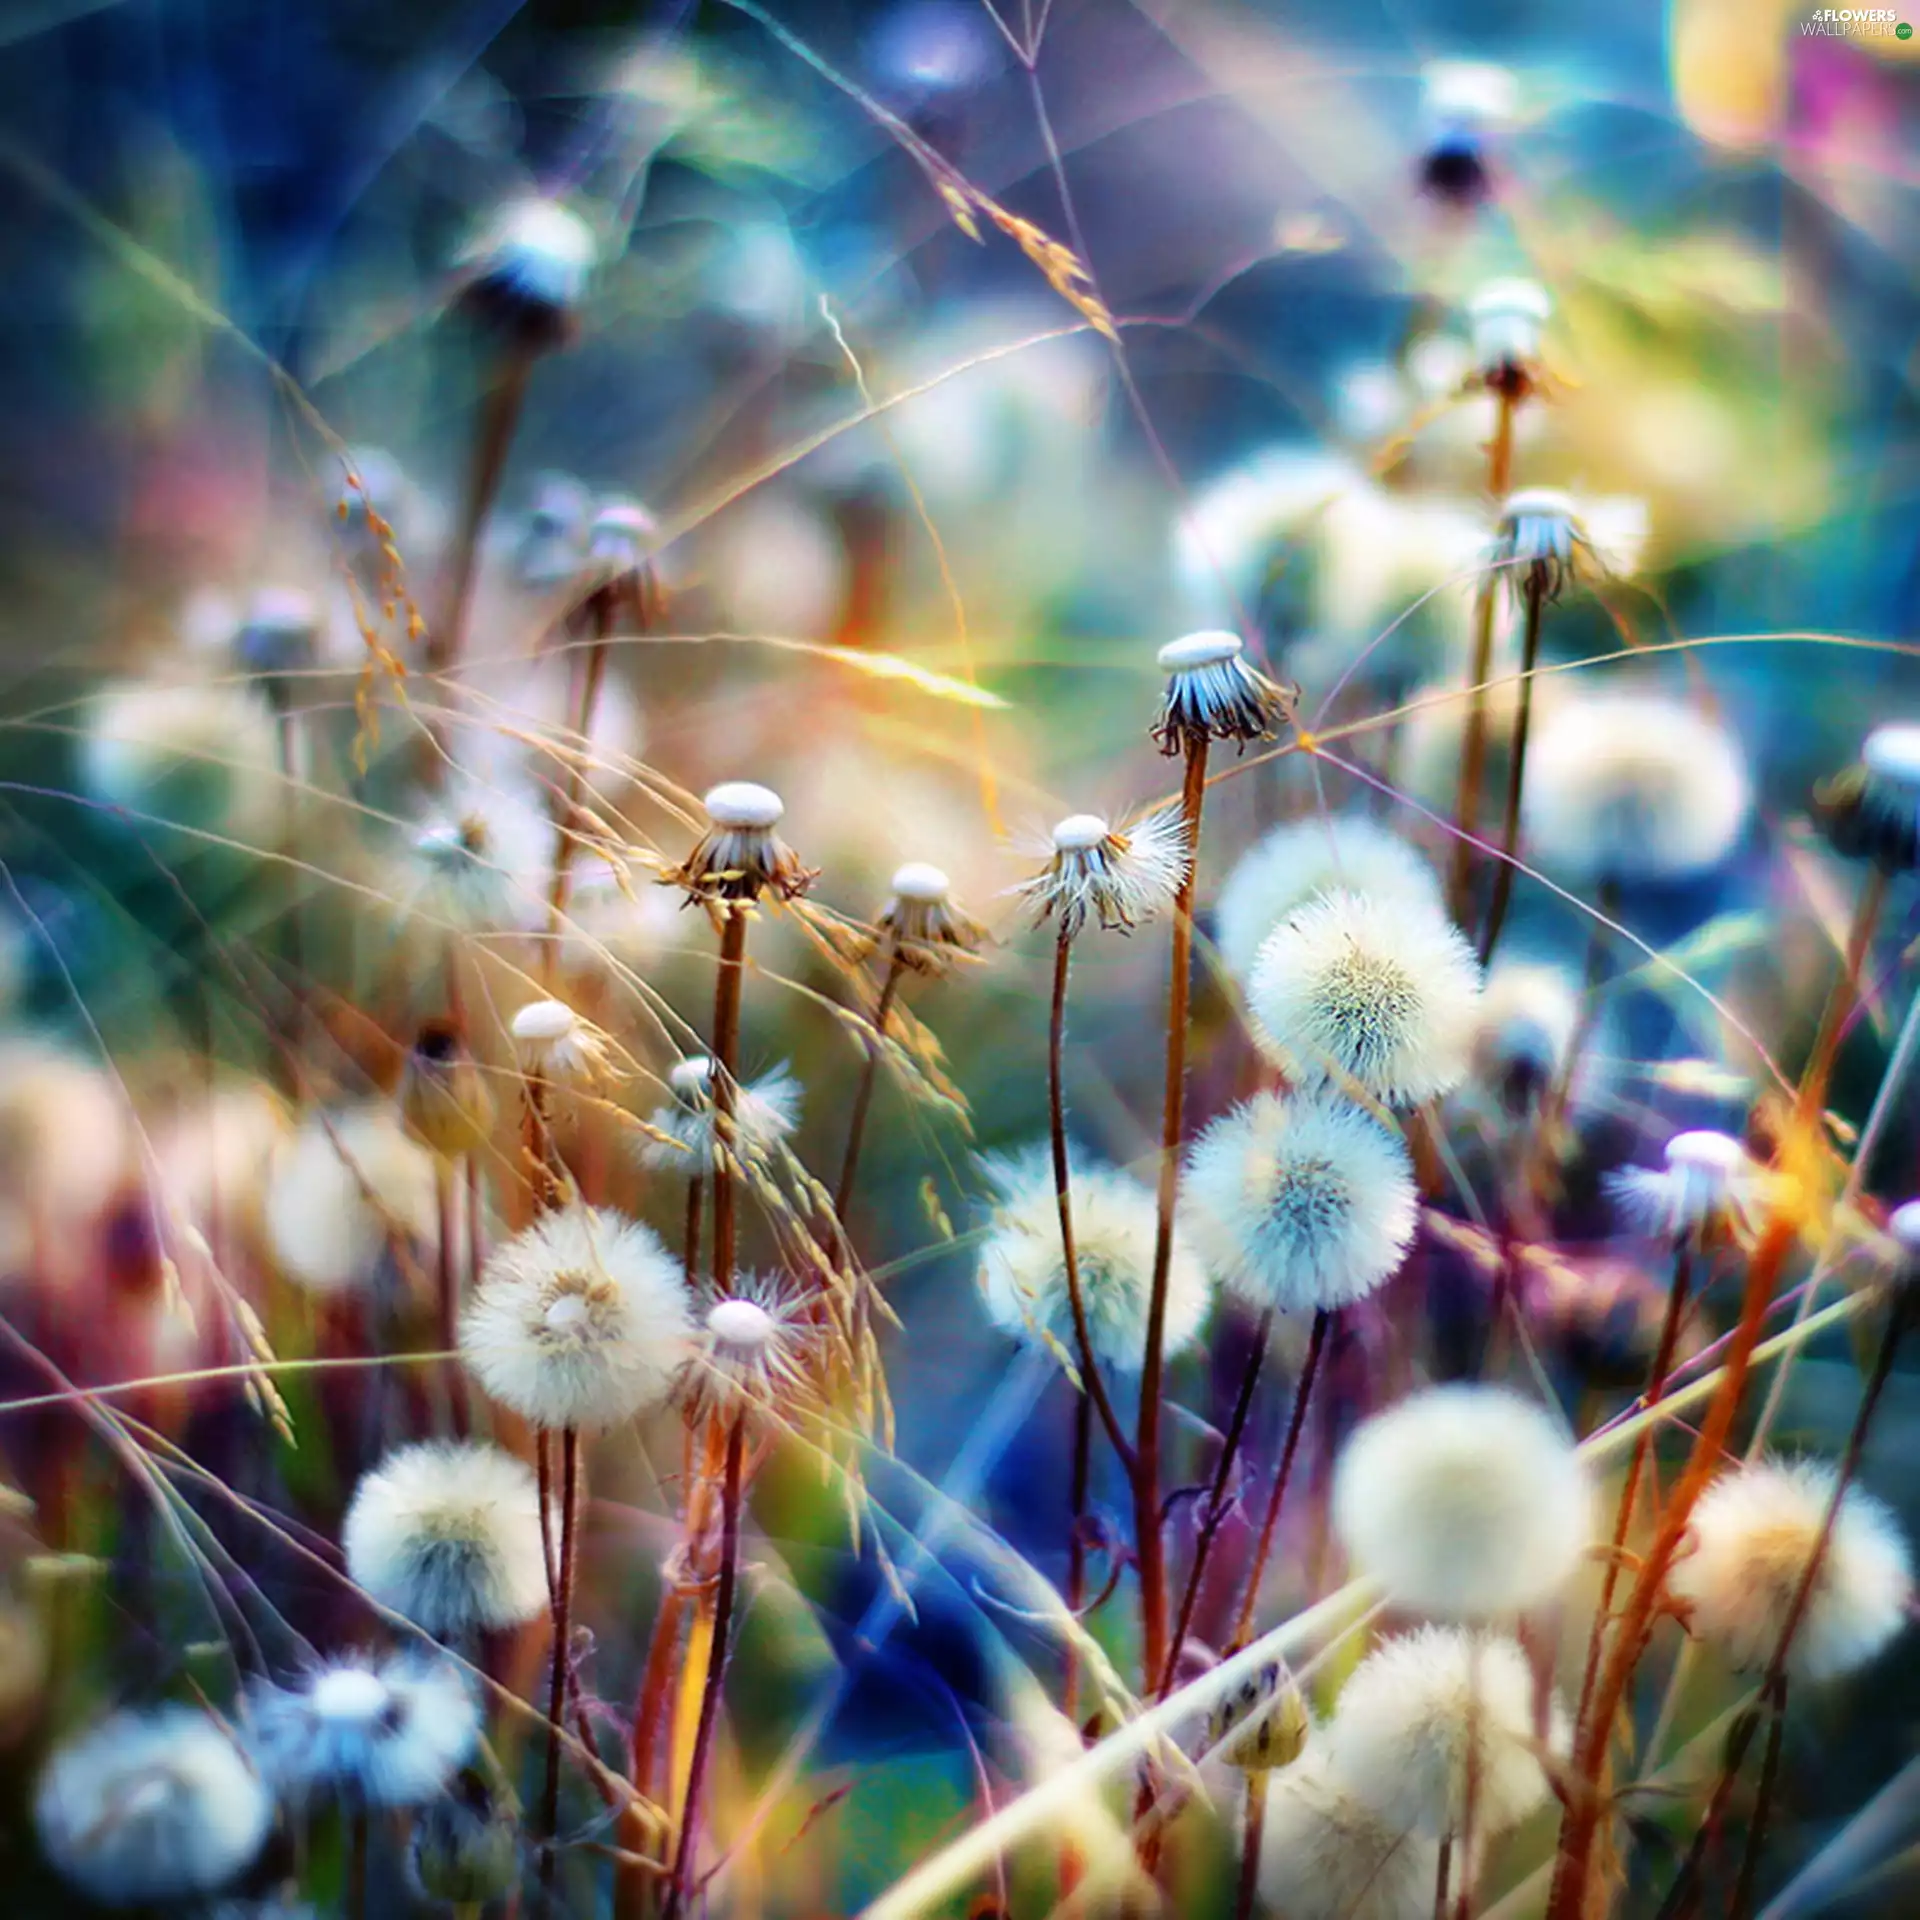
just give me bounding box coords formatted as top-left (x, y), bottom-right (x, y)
top-left (510, 996), bottom-right (611, 1083)
top-left (1418, 60), bottom-right (1517, 207)
top-left (639, 1058), bottom-right (801, 1175)
top-left (1324, 1626), bottom-right (1563, 1840)
top-left (664, 781), bottom-right (817, 905)
top-left (1213, 815), bottom-right (1441, 987)
top-left (407, 777), bottom-right (553, 932)
top-left (1255, 1745), bottom-right (1441, 1920)
top-left (586, 497), bottom-right (657, 577)
top-left (1207, 1660), bottom-right (1311, 1775)
top-left (1470, 959), bottom-right (1582, 1115)
top-left (1467, 277), bottom-right (1552, 391)
top-left (869, 861), bottom-right (988, 974)
top-left (1520, 689), bottom-right (1751, 885)
top-left (1247, 888), bottom-right (1482, 1106)
top-left (1815, 722), bottom-right (1920, 873)
top-left (462, 1204), bottom-right (694, 1429)
top-left (35, 1706), bottom-right (273, 1908)
top-left (1019, 808), bottom-right (1190, 939)
top-left (248, 1653), bottom-right (478, 1807)
top-left (456, 196), bottom-right (598, 349)
top-left (1333, 1385), bottom-right (1593, 1616)
top-left (1610, 1128), bottom-right (1768, 1248)
top-left (1489, 487), bottom-right (1608, 603)
top-left (1151, 629), bottom-right (1290, 755)
top-left (1669, 1458), bottom-right (1914, 1682)
top-left (400, 1020), bottom-right (496, 1161)
top-left (680, 1276), bottom-right (815, 1425)
top-left (1182, 1093), bottom-right (1418, 1316)
top-left (234, 586), bottom-right (321, 682)
top-left (343, 1440), bottom-right (548, 1637)
top-left (976, 1151), bottom-right (1212, 1374)
top-left (264, 1106), bottom-right (437, 1297)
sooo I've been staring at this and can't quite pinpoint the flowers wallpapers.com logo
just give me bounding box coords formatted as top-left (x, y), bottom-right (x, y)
top-left (1800, 7), bottom-right (1913, 31)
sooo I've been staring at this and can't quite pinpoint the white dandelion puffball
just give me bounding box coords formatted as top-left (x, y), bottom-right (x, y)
top-left (639, 1059), bottom-right (802, 1175)
top-left (407, 776), bottom-right (553, 932)
top-left (462, 1204), bottom-right (695, 1430)
top-left (1333, 1385), bottom-right (1593, 1616)
top-left (1521, 689), bottom-right (1751, 884)
top-left (1610, 1128), bottom-right (1769, 1246)
top-left (344, 1441), bottom-right (548, 1636)
top-left (1470, 959), bottom-right (1583, 1112)
top-left (249, 1655), bottom-right (478, 1808)
top-left (976, 1153), bottom-right (1212, 1374)
top-left (264, 1106), bottom-right (437, 1296)
top-left (1182, 1094), bottom-right (1417, 1316)
top-left (1248, 888), bottom-right (1482, 1106)
top-left (1256, 1746), bottom-right (1441, 1920)
top-left (1668, 1459), bottom-right (1914, 1682)
top-left (1323, 1627), bottom-right (1563, 1839)
top-left (36, 1706), bottom-right (272, 1906)
top-left (1213, 816), bottom-right (1441, 987)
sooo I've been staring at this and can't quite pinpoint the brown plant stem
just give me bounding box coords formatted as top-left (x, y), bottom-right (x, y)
top-left (1136, 737), bottom-right (1211, 1688)
top-left (834, 943), bottom-right (907, 1247)
top-left (1227, 1308), bottom-right (1331, 1652)
top-left (1158, 1311), bottom-right (1273, 1700)
top-left (1234, 1770), bottom-right (1267, 1920)
top-left (537, 1425), bottom-right (579, 1903)
top-left (1065, 1384), bottom-right (1093, 1728)
top-left (664, 1414), bottom-right (747, 1920)
top-left (542, 603), bottom-right (613, 984)
top-left (1477, 579), bottom-right (1546, 968)
top-left (1433, 1833), bottom-right (1453, 1920)
top-left (1728, 1674), bottom-right (1789, 1920)
top-left (711, 908), bottom-right (748, 1292)
top-left (1796, 867), bottom-right (1889, 1127)
top-left (435, 1163), bottom-right (470, 1438)
top-left (346, 1803), bottom-right (368, 1920)
top-left (431, 347), bottom-right (532, 676)
top-left (682, 1176), bottom-right (704, 1295)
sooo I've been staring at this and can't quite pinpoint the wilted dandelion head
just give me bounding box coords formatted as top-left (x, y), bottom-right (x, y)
top-left (248, 1653), bottom-right (478, 1807)
top-left (1668, 1458), bottom-right (1914, 1682)
top-left (975, 1152), bottom-right (1212, 1373)
top-left (1247, 888), bottom-right (1482, 1106)
top-left (1609, 1128), bottom-right (1767, 1248)
top-left (515, 472), bottom-right (594, 588)
top-left (1332, 1385), bottom-right (1593, 1616)
top-left (1814, 722), bottom-right (1920, 873)
top-left (400, 1020), bottom-right (496, 1161)
top-left (510, 995), bottom-right (611, 1083)
top-left (1489, 487), bottom-right (1605, 603)
top-left (461, 1203), bottom-right (694, 1429)
top-left (457, 196), bottom-right (598, 349)
top-left (343, 1440), bottom-right (548, 1637)
top-left (680, 1275), bottom-right (815, 1425)
top-left (1255, 1745), bottom-right (1441, 1920)
top-left (1182, 1093), bottom-right (1418, 1315)
top-left (264, 1106), bottom-right (437, 1297)
top-left (1323, 1626), bottom-right (1563, 1840)
top-left (407, 1771), bottom-right (520, 1907)
top-left (664, 781), bottom-right (816, 906)
top-left (1520, 689), bottom-right (1751, 884)
top-left (1206, 1659), bottom-right (1310, 1775)
top-left (35, 1706), bottom-right (273, 1907)
top-left (587, 497), bottom-right (657, 575)
top-left (1418, 61), bottom-right (1515, 206)
top-left (871, 861), bottom-right (987, 974)
top-left (407, 777), bottom-right (552, 932)
top-left (1212, 815), bottom-right (1440, 987)
top-left (1470, 959), bottom-right (1582, 1115)
top-left (1018, 808), bottom-right (1190, 939)
top-left (234, 587), bottom-right (320, 682)
top-left (1467, 276), bottom-right (1551, 390)
top-left (1151, 629), bottom-right (1290, 755)
top-left (639, 1058), bottom-right (801, 1175)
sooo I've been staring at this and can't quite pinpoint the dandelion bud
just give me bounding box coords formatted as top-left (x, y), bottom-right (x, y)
top-left (1418, 61), bottom-right (1516, 207)
top-left (1814, 722), bottom-right (1920, 873)
top-left (871, 861), bottom-right (987, 973)
top-left (664, 781), bottom-right (817, 905)
top-left (640, 1059), bottom-right (801, 1175)
top-left (1207, 1660), bottom-right (1310, 1775)
top-left (1332, 1384), bottom-right (1593, 1616)
top-left (1255, 1746), bottom-right (1441, 1920)
top-left (510, 996), bottom-right (610, 1083)
top-left (1018, 808), bottom-right (1189, 939)
top-left (1669, 1459), bottom-right (1913, 1681)
top-left (1609, 1128), bottom-right (1767, 1249)
top-left (343, 1440), bottom-right (548, 1637)
top-left (1247, 888), bottom-right (1482, 1106)
top-left (234, 587), bottom-right (320, 682)
top-left (35, 1706), bottom-right (273, 1906)
top-left (248, 1653), bottom-right (478, 1807)
top-left (408, 1771), bottom-right (520, 1904)
top-left (1467, 277), bottom-right (1552, 391)
top-left (401, 1020), bottom-right (495, 1160)
top-left (1151, 629), bottom-right (1291, 755)
top-left (462, 1204), bottom-right (694, 1430)
top-left (1183, 1094), bottom-right (1418, 1316)
top-left (457, 196), bottom-right (598, 351)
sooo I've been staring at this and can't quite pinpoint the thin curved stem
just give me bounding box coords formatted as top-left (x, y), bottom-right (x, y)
top-left (541, 602), bottom-right (612, 985)
top-left (1234, 1769), bottom-right (1267, 1920)
top-left (431, 347), bottom-right (531, 676)
top-left (834, 946), bottom-right (907, 1238)
top-left (537, 1426), bottom-right (579, 1901)
top-left (1795, 867), bottom-right (1889, 1128)
top-left (1477, 581), bottom-right (1545, 968)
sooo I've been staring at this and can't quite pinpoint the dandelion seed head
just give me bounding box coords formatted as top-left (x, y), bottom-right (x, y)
top-left (1609, 1127), bottom-right (1766, 1247)
top-left (665, 782), bottom-right (815, 903)
top-left (682, 1275), bottom-right (814, 1423)
top-left (1183, 1094), bottom-right (1417, 1315)
top-left (1468, 277), bottom-right (1552, 382)
top-left (510, 997), bottom-right (609, 1082)
top-left (1521, 689), bottom-right (1751, 883)
top-left (343, 1440), bottom-right (548, 1637)
top-left (705, 781), bottom-right (784, 830)
top-left (1887, 1197), bottom-right (1920, 1262)
top-left (407, 777), bottom-right (553, 931)
top-left (35, 1706), bottom-right (273, 1906)
top-left (1816, 722), bottom-right (1920, 871)
top-left (640, 1060), bottom-right (801, 1174)
top-left (976, 1152), bottom-right (1211, 1373)
top-left (1323, 1627), bottom-right (1563, 1839)
top-left (1053, 813), bottom-right (1110, 850)
top-left (1669, 1458), bottom-right (1913, 1682)
top-left (1247, 888), bottom-right (1482, 1105)
top-left (1418, 62), bottom-right (1514, 207)
top-left (588, 498), bottom-right (657, 566)
top-left (1255, 1745), bottom-right (1441, 1920)
top-left (265, 1106), bottom-right (437, 1297)
top-left (462, 1204), bottom-right (694, 1429)
top-left (1213, 816), bottom-right (1440, 986)
top-left (873, 861), bottom-right (986, 971)
top-left (890, 860), bottom-right (951, 902)
top-left (1471, 960), bottom-right (1582, 1114)
top-left (1020, 807), bottom-right (1190, 938)
top-left (1152, 628), bottom-right (1289, 753)
top-left (1333, 1385), bottom-right (1593, 1615)
top-left (460, 197), bottom-right (597, 346)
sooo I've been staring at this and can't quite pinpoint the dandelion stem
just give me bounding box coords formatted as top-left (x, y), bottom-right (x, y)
top-left (1228, 1307), bottom-right (1330, 1652)
top-left (1477, 579), bottom-right (1545, 967)
top-left (1065, 1383), bottom-right (1093, 1728)
top-left (537, 1425), bottom-right (579, 1902)
top-left (1137, 738), bottom-right (1211, 1688)
top-left (712, 909), bottom-right (749, 1292)
top-left (666, 1413), bottom-right (747, 1920)
top-left (1433, 1833), bottom-right (1453, 1920)
top-left (1796, 866), bottom-right (1888, 1127)
top-left (432, 346), bottom-right (532, 676)
top-left (346, 1802), bottom-right (368, 1920)
top-left (1158, 1310), bottom-right (1273, 1700)
top-left (834, 942), bottom-right (906, 1248)
top-left (1234, 1769), bottom-right (1266, 1920)
top-left (683, 1175), bottom-right (705, 1295)
top-left (542, 598), bottom-right (613, 984)
top-left (434, 1162), bottom-right (470, 1438)
top-left (1729, 1673), bottom-right (1788, 1920)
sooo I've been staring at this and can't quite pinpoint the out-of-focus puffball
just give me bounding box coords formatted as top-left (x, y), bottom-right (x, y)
top-left (704, 220), bottom-right (809, 333)
top-left (403, 771), bottom-right (555, 934)
top-left (509, 473), bottom-right (595, 590)
top-left (1669, 1459), bottom-right (1914, 1682)
top-left (866, 0), bottom-right (1000, 98)
top-left (1401, 670), bottom-right (1565, 819)
top-left (460, 653), bottom-right (647, 781)
top-left (151, 1079), bottom-right (290, 1244)
top-left (264, 1106), bottom-right (438, 1297)
top-left (696, 491), bottom-right (849, 643)
top-left (1173, 447), bottom-right (1355, 628)
top-left (1333, 1385), bottom-right (1593, 1615)
top-left (0, 1038), bottom-right (132, 1274)
top-left (80, 675), bottom-right (286, 849)
top-left (1255, 1745), bottom-right (1441, 1920)
top-left (1610, 1129), bottom-right (1770, 1248)
top-left (557, 856), bottom-right (683, 981)
top-left (456, 196), bottom-right (598, 349)
top-left (1521, 688), bottom-right (1751, 884)
top-left (1470, 960), bottom-right (1584, 1115)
